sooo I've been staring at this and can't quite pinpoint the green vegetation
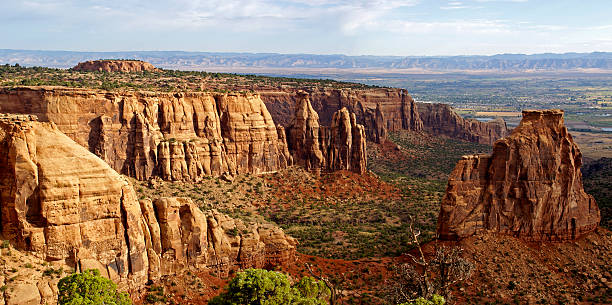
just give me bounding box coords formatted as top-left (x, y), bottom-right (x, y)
top-left (582, 157), bottom-right (612, 229)
top-left (400, 295), bottom-right (445, 305)
top-left (369, 131), bottom-right (491, 181)
top-left (0, 64), bottom-right (382, 92)
top-left (263, 70), bottom-right (612, 132)
top-left (347, 72), bottom-right (612, 132)
top-left (261, 180), bottom-right (440, 259)
top-left (256, 131), bottom-right (491, 260)
top-left (57, 269), bottom-right (132, 305)
top-left (98, 59), bottom-right (143, 61)
top-left (209, 268), bottom-right (329, 305)
top-left (144, 285), bottom-right (168, 304)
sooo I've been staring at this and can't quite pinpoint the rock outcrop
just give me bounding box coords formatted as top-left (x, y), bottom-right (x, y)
top-left (72, 60), bottom-right (159, 72)
top-left (437, 110), bottom-right (600, 241)
top-left (260, 88), bottom-right (422, 143)
top-left (417, 102), bottom-right (508, 145)
top-left (0, 114), bottom-right (296, 303)
top-left (287, 91), bottom-right (367, 174)
top-left (0, 87), bottom-right (292, 181)
top-left (261, 88), bottom-right (509, 145)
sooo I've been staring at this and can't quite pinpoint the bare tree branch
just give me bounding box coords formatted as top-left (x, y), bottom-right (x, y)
top-left (305, 263), bottom-right (339, 305)
top-left (386, 217), bottom-right (474, 304)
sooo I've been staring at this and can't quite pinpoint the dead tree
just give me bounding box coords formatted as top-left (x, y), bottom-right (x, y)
top-left (387, 217), bottom-right (474, 304)
top-left (305, 263), bottom-right (341, 305)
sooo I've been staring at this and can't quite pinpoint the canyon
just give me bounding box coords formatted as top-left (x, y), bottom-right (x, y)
top-left (437, 109), bottom-right (601, 241)
top-left (1, 70), bottom-right (606, 304)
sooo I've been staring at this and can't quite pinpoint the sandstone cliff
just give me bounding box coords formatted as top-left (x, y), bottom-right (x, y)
top-left (0, 114), bottom-right (296, 304)
top-left (0, 87), bottom-right (292, 181)
top-left (287, 91), bottom-right (367, 174)
top-left (72, 60), bottom-right (159, 72)
top-left (260, 88), bottom-right (422, 143)
top-left (437, 110), bottom-right (600, 241)
top-left (417, 102), bottom-right (508, 145)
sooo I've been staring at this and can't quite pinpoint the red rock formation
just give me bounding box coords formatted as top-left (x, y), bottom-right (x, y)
top-left (72, 60), bottom-right (159, 72)
top-left (260, 88), bottom-right (422, 143)
top-left (0, 87), bottom-right (292, 181)
top-left (437, 110), bottom-right (600, 241)
top-left (261, 88), bottom-right (508, 145)
top-left (287, 92), bottom-right (367, 174)
top-left (287, 91), bottom-right (326, 172)
top-left (417, 102), bottom-right (508, 145)
top-left (325, 108), bottom-right (367, 173)
top-left (0, 114), bottom-right (296, 301)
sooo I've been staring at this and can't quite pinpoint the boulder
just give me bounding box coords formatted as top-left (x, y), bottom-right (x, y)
top-left (4, 283), bottom-right (41, 305)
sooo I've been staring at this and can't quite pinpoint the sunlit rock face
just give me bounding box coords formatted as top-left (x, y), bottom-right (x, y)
top-left (417, 102), bottom-right (508, 146)
top-left (0, 114), bottom-right (297, 303)
top-left (0, 87), bottom-right (292, 181)
top-left (438, 110), bottom-right (600, 241)
top-left (72, 60), bottom-right (159, 72)
top-left (260, 87), bottom-right (422, 143)
top-left (287, 91), bottom-right (367, 174)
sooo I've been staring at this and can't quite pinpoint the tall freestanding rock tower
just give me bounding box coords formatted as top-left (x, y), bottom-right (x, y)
top-left (437, 110), bottom-right (600, 241)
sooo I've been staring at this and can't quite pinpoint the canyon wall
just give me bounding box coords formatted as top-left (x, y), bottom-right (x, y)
top-left (0, 87), bottom-right (292, 182)
top-left (417, 102), bottom-right (508, 145)
top-left (0, 86), bottom-right (508, 181)
top-left (287, 91), bottom-right (367, 174)
top-left (0, 114), bottom-right (296, 304)
top-left (261, 88), bottom-right (508, 145)
top-left (260, 88), bottom-right (422, 143)
top-left (437, 110), bottom-right (600, 241)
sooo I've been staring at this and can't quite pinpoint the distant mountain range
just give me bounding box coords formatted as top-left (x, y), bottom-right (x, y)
top-left (1, 49), bottom-right (611, 72)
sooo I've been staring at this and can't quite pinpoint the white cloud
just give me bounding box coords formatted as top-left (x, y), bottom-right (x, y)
top-left (3, 0), bottom-right (422, 32)
top-left (2, 0), bottom-right (611, 55)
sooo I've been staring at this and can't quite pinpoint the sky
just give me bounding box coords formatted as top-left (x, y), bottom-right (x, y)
top-left (2, 0), bottom-right (612, 56)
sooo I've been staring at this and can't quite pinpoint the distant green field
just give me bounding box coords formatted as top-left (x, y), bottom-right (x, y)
top-left (270, 71), bottom-right (612, 128)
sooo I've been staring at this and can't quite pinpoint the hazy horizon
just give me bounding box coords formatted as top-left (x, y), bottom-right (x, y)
top-left (3, 1), bottom-right (612, 56)
top-left (3, 48), bottom-right (612, 58)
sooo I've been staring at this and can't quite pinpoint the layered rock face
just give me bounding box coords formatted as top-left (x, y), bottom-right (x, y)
top-left (417, 102), bottom-right (508, 145)
top-left (260, 88), bottom-right (422, 143)
top-left (262, 88), bottom-right (508, 145)
top-left (0, 115), bottom-right (296, 302)
top-left (0, 87), bottom-right (292, 181)
top-left (437, 110), bottom-right (600, 241)
top-left (72, 60), bottom-right (159, 72)
top-left (287, 91), bottom-right (367, 174)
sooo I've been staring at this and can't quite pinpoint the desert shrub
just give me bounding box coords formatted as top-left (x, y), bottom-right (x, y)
top-left (399, 294), bottom-right (445, 305)
top-left (209, 268), bottom-right (329, 305)
top-left (57, 269), bottom-right (132, 305)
